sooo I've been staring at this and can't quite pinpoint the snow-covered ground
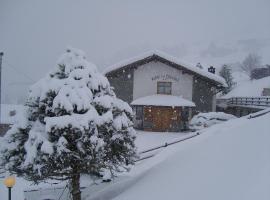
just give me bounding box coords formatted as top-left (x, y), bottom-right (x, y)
top-left (112, 112), bottom-right (270, 200)
top-left (135, 130), bottom-right (191, 152)
top-left (0, 130), bottom-right (193, 200)
top-left (190, 112), bottom-right (237, 129)
top-left (1, 111), bottom-right (269, 200)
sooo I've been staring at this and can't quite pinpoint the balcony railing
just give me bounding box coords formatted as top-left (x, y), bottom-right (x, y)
top-left (221, 97), bottom-right (270, 108)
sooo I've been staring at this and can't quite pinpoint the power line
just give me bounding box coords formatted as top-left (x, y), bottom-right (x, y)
top-left (58, 183), bottom-right (68, 200)
top-left (3, 60), bottom-right (35, 82)
top-left (8, 82), bottom-right (32, 86)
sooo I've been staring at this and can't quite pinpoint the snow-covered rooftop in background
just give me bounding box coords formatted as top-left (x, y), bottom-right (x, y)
top-left (131, 94), bottom-right (195, 107)
top-left (103, 50), bottom-right (227, 87)
top-left (0, 104), bottom-right (26, 124)
top-left (223, 76), bottom-right (270, 98)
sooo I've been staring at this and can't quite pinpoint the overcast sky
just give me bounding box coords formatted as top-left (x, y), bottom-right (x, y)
top-left (1, 0), bottom-right (270, 104)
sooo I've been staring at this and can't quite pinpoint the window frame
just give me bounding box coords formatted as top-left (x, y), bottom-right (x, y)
top-left (157, 81), bottom-right (172, 95)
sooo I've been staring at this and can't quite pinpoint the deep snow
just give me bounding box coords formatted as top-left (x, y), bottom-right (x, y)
top-left (190, 111), bottom-right (237, 129)
top-left (112, 112), bottom-right (270, 200)
top-left (0, 130), bottom-right (192, 200)
top-left (1, 111), bottom-right (269, 200)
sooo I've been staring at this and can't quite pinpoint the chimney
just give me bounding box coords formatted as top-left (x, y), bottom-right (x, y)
top-left (208, 66), bottom-right (215, 74)
top-left (196, 62), bottom-right (203, 69)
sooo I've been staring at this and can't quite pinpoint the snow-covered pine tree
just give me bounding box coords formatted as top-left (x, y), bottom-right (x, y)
top-left (0, 48), bottom-right (137, 200)
top-left (219, 64), bottom-right (235, 95)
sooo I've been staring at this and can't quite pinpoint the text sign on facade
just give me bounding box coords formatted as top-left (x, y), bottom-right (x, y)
top-left (151, 74), bottom-right (179, 82)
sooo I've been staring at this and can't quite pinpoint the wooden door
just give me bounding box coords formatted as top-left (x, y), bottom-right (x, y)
top-left (144, 106), bottom-right (182, 132)
top-left (152, 107), bottom-right (164, 131)
top-left (143, 106), bottom-right (153, 131)
top-left (152, 107), bottom-right (176, 132)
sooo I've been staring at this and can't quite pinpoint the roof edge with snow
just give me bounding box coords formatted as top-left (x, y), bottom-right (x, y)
top-left (103, 50), bottom-right (227, 87)
top-left (131, 94), bottom-right (196, 107)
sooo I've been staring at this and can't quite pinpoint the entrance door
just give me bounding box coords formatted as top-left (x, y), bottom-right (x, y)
top-left (152, 107), bottom-right (179, 132)
top-left (144, 106), bottom-right (181, 132)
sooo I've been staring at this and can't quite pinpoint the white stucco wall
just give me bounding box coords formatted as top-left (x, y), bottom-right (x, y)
top-left (133, 61), bottom-right (193, 101)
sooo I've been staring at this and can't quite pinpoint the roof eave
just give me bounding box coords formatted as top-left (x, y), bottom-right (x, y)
top-left (105, 53), bottom-right (226, 87)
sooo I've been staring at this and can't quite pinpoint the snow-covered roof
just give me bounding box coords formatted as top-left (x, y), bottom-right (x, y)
top-left (0, 104), bottom-right (26, 124)
top-left (223, 76), bottom-right (270, 98)
top-left (103, 50), bottom-right (227, 87)
top-left (131, 94), bottom-right (195, 107)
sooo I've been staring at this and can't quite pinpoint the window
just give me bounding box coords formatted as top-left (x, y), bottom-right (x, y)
top-left (133, 106), bottom-right (143, 129)
top-left (135, 106), bottom-right (143, 120)
top-left (157, 82), bottom-right (172, 95)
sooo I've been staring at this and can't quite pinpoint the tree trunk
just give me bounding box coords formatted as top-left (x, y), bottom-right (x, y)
top-left (71, 172), bottom-right (81, 200)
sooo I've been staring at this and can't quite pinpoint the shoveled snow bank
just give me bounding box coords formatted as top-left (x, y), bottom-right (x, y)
top-left (131, 94), bottom-right (195, 107)
top-left (190, 112), bottom-right (237, 129)
top-left (112, 112), bottom-right (270, 200)
top-left (223, 76), bottom-right (270, 98)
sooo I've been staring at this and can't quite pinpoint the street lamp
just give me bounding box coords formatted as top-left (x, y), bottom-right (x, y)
top-left (4, 176), bottom-right (16, 200)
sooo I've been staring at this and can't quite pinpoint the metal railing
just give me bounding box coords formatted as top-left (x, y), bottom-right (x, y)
top-left (228, 97), bottom-right (270, 107)
top-left (217, 97), bottom-right (270, 108)
top-left (135, 132), bottom-right (200, 162)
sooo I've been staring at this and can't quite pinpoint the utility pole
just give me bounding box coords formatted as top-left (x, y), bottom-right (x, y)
top-left (0, 52), bottom-right (3, 124)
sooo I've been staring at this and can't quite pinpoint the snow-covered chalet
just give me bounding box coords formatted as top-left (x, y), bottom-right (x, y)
top-left (104, 51), bottom-right (226, 132)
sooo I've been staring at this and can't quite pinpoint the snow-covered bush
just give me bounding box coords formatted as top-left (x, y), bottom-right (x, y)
top-left (190, 112), bottom-right (236, 130)
top-left (0, 48), bottom-right (137, 200)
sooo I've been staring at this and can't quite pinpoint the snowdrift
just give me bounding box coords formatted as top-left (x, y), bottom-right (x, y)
top-left (190, 112), bottom-right (237, 129)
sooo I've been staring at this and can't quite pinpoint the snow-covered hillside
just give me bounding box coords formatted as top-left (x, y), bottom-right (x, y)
top-left (231, 70), bottom-right (250, 84)
top-left (112, 112), bottom-right (270, 200)
top-left (223, 76), bottom-right (270, 98)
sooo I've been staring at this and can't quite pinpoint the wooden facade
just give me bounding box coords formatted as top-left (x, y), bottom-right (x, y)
top-left (145, 106), bottom-right (179, 132)
top-left (134, 105), bottom-right (191, 132)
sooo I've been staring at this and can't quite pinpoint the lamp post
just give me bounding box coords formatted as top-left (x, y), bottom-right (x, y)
top-left (0, 52), bottom-right (3, 123)
top-left (4, 176), bottom-right (16, 200)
